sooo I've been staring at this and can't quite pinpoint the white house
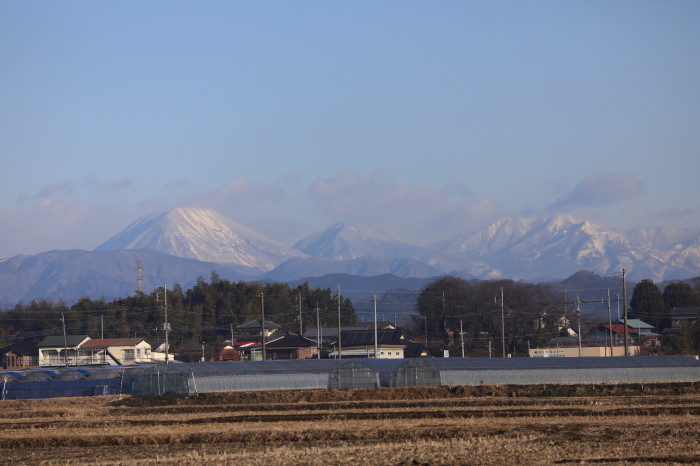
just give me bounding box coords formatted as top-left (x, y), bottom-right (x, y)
top-left (37, 335), bottom-right (91, 367)
top-left (38, 336), bottom-right (158, 366)
top-left (79, 338), bottom-right (153, 365)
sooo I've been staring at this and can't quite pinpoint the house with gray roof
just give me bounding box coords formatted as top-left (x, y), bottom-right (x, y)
top-left (37, 335), bottom-right (90, 367)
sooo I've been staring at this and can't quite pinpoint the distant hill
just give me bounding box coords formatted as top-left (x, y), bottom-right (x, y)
top-left (263, 255), bottom-right (446, 281)
top-left (0, 249), bottom-right (257, 307)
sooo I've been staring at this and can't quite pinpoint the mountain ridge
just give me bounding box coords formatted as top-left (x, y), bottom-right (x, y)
top-left (1, 208), bottom-right (698, 306)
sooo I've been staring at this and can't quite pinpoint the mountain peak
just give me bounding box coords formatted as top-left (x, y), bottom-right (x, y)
top-left (293, 222), bottom-right (429, 261)
top-left (94, 207), bottom-right (305, 270)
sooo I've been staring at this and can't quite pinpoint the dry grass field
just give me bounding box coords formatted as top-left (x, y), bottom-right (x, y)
top-left (1, 384), bottom-right (699, 465)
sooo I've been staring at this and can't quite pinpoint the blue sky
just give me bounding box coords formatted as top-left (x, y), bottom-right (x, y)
top-left (1, 1), bottom-right (699, 257)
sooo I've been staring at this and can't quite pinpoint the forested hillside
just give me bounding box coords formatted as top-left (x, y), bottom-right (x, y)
top-left (0, 273), bottom-right (356, 361)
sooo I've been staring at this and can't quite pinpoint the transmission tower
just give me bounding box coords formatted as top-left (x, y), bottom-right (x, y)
top-left (136, 260), bottom-right (145, 293)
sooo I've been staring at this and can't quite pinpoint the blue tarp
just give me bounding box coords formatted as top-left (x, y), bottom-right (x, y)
top-left (2, 378), bottom-right (122, 400)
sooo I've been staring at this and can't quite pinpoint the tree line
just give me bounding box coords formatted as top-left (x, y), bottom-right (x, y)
top-left (2, 272), bottom-right (698, 359)
top-left (414, 276), bottom-right (700, 357)
top-left (414, 276), bottom-right (561, 357)
top-left (0, 272), bottom-right (356, 362)
top-left (629, 278), bottom-right (700, 354)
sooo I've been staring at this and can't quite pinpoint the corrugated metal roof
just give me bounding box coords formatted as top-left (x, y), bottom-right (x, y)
top-left (338, 329), bottom-right (404, 346)
top-left (598, 324), bottom-right (638, 335)
top-left (619, 319), bottom-right (654, 329)
top-left (266, 333), bottom-right (317, 348)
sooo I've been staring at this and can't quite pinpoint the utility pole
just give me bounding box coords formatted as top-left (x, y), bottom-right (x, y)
top-left (316, 302), bottom-right (321, 360)
top-left (441, 292), bottom-right (447, 347)
top-left (230, 323), bottom-right (234, 345)
top-left (607, 289), bottom-right (613, 357)
top-left (164, 283), bottom-right (170, 364)
top-left (201, 341), bottom-right (205, 362)
top-left (424, 315), bottom-right (428, 350)
top-left (298, 292), bottom-right (303, 336)
top-left (576, 295), bottom-right (582, 357)
top-left (337, 284), bottom-right (342, 359)
top-left (373, 295), bottom-right (378, 359)
top-left (260, 291), bottom-right (266, 361)
top-left (101, 314), bottom-right (104, 339)
top-left (460, 320), bottom-right (465, 358)
top-left (61, 313), bottom-right (68, 367)
top-left (500, 287), bottom-right (506, 358)
top-left (622, 269), bottom-right (629, 356)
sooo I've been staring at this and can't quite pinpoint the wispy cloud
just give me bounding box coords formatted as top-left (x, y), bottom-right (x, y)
top-left (306, 170), bottom-right (502, 245)
top-left (190, 178), bottom-right (286, 209)
top-left (656, 207), bottom-right (700, 222)
top-left (179, 170), bottom-right (502, 245)
top-left (548, 172), bottom-right (645, 211)
top-left (0, 197), bottom-right (131, 256)
top-left (17, 177), bottom-right (136, 205)
top-left (108, 179), bottom-right (133, 190)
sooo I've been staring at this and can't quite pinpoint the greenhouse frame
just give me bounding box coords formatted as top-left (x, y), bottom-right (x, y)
top-left (2, 355), bottom-right (699, 399)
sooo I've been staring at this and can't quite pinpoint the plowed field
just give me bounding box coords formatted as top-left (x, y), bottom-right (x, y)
top-left (1, 384), bottom-right (699, 465)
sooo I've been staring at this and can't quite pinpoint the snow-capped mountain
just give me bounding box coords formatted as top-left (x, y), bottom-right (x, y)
top-left (94, 207), bottom-right (306, 271)
top-left (2, 209), bottom-right (698, 307)
top-left (293, 223), bottom-right (436, 261)
top-left (434, 214), bottom-right (700, 282)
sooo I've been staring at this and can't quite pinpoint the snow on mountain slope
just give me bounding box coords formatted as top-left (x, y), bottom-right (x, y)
top-left (434, 214), bottom-right (700, 281)
top-left (293, 223), bottom-right (439, 262)
top-left (94, 207), bottom-right (306, 270)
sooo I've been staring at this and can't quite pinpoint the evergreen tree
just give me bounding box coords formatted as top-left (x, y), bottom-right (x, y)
top-left (629, 279), bottom-right (666, 329)
top-left (662, 281), bottom-right (700, 309)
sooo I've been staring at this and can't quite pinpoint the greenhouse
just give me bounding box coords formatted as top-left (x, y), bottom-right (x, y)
top-left (0, 366), bottom-right (136, 400)
top-left (122, 356), bottom-right (700, 397)
top-left (326, 359), bottom-right (440, 390)
top-left (124, 360), bottom-right (350, 396)
top-left (430, 355), bottom-right (700, 386)
top-left (2, 355), bottom-right (699, 399)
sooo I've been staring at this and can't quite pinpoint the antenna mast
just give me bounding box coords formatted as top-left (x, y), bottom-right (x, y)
top-left (164, 283), bottom-right (170, 364)
top-left (136, 260), bottom-right (144, 293)
top-left (337, 284), bottom-right (342, 359)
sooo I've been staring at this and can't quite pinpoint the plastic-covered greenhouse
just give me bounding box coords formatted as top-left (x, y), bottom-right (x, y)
top-left (1, 366), bottom-right (138, 400)
top-left (123, 360), bottom-right (350, 396)
top-left (3, 356), bottom-right (699, 399)
top-left (121, 355), bottom-right (700, 397)
top-left (430, 355), bottom-right (700, 386)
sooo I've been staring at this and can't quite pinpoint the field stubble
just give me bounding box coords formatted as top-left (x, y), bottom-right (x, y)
top-left (0, 384), bottom-right (698, 465)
